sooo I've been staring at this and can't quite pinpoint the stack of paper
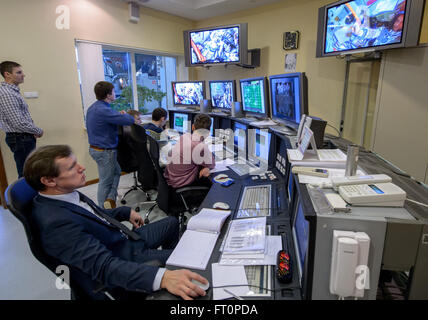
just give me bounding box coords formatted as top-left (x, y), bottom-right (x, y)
top-left (219, 217), bottom-right (282, 266)
top-left (212, 263), bottom-right (249, 300)
top-left (166, 209), bottom-right (231, 270)
top-left (250, 119), bottom-right (277, 127)
top-left (287, 148), bottom-right (347, 168)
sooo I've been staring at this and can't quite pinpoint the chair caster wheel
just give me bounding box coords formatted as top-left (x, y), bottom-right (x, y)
top-left (121, 199), bottom-right (126, 204)
top-left (144, 218), bottom-right (150, 224)
top-left (135, 207), bottom-right (140, 212)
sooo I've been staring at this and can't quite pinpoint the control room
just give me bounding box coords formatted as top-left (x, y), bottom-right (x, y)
top-left (0, 0), bottom-right (427, 303)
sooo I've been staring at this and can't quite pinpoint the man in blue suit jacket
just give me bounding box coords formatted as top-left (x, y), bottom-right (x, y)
top-left (23, 144), bottom-right (208, 300)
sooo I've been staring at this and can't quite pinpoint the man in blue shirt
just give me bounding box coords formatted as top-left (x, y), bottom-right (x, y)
top-left (143, 107), bottom-right (167, 140)
top-left (86, 81), bottom-right (139, 208)
top-left (0, 61), bottom-right (43, 177)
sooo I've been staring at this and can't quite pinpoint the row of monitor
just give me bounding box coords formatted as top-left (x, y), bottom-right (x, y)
top-left (172, 72), bottom-right (308, 129)
top-left (172, 113), bottom-right (271, 164)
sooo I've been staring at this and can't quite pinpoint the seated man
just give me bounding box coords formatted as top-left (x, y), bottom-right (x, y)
top-left (164, 113), bottom-right (215, 189)
top-left (143, 107), bottom-right (168, 140)
top-left (23, 144), bottom-right (208, 300)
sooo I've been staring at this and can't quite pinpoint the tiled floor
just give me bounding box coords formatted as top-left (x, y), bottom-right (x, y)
top-left (0, 173), bottom-right (167, 300)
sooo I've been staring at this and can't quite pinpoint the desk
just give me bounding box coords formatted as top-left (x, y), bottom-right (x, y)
top-left (150, 165), bottom-right (301, 300)
top-left (157, 110), bottom-right (428, 300)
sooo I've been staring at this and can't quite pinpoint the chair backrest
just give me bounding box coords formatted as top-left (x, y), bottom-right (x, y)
top-left (146, 134), bottom-right (172, 214)
top-left (117, 125), bottom-right (139, 173)
top-left (129, 124), bottom-right (157, 191)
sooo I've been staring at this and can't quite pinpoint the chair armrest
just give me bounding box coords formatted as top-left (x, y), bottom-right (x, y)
top-left (175, 186), bottom-right (210, 194)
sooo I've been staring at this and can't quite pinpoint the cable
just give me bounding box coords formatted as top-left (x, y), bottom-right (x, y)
top-left (406, 198), bottom-right (428, 208)
top-left (326, 124), bottom-right (341, 137)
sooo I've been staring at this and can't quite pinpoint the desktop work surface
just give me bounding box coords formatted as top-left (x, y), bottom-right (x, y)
top-left (149, 168), bottom-right (302, 300)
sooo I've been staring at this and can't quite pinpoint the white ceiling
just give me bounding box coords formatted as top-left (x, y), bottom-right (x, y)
top-left (132, 0), bottom-right (285, 21)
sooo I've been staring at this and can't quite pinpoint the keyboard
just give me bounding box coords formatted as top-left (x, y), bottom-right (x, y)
top-left (237, 185), bottom-right (271, 218)
top-left (228, 163), bottom-right (251, 176)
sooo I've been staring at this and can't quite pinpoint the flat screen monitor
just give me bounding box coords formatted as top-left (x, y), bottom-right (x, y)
top-left (209, 80), bottom-right (236, 111)
top-left (249, 128), bottom-right (271, 164)
top-left (233, 122), bottom-right (247, 153)
top-left (173, 113), bottom-right (190, 134)
top-left (172, 81), bottom-right (205, 107)
top-left (269, 72), bottom-right (308, 129)
top-left (239, 77), bottom-right (269, 118)
top-left (183, 23), bottom-right (248, 67)
top-left (292, 195), bottom-right (310, 286)
top-left (316, 0), bottom-right (425, 57)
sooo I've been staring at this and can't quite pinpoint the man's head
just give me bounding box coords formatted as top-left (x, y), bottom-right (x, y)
top-left (152, 107), bottom-right (167, 126)
top-left (0, 61), bottom-right (25, 85)
top-left (24, 145), bottom-right (86, 194)
top-left (192, 113), bottom-right (211, 131)
top-left (94, 81), bottom-right (115, 102)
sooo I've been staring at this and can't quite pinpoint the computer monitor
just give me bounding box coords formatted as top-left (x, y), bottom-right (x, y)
top-left (292, 194), bottom-right (310, 287)
top-left (209, 80), bottom-right (236, 112)
top-left (233, 121), bottom-right (247, 154)
top-left (248, 128), bottom-right (271, 164)
top-left (239, 77), bottom-right (269, 118)
top-left (172, 81), bottom-right (205, 107)
top-left (173, 113), bottom-right (190, 134)
top-left (269, 72), bottom-right (308, 130)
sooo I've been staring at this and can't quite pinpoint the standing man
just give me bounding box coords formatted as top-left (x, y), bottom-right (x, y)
top-left (0, 61), bottom-right (43, 177)
top-left (86, 81), bottom-right (139, 209)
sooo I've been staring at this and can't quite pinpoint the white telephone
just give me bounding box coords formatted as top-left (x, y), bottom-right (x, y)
top-left (330, 230), bottom-right (370, 298)
top-left (338, 182), bottom-right (406, 207)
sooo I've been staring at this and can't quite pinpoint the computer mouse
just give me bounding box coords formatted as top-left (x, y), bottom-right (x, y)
top-left (191, 279), bottom-right (210, 291)
top-left (213, 202), bottom-right (230, 210)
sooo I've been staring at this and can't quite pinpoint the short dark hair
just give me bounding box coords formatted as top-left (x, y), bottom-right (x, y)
top-left (193, 113), bottom-right (211, 130)
top-left (23, 145), bottom-right (73, 191)
top-left (0, 61), bottom-right (21, 78)
top-left (152, 107), bottom-right (167, 121)
top-left (94, 81), bottom-right (114, 100)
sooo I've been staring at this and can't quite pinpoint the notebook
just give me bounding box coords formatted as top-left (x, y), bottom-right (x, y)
top-left (166, 209), bottom-right (232, 270)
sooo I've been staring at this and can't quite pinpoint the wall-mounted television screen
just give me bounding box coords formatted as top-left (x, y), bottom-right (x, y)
top-left (183, 23), bottom-right (248, 67)
top-left (209, 80), bottom-right (236, 111)
top-left (316, 0), bottom-right (424, 57)
top-left (171, 81), bottom-right (205, 106)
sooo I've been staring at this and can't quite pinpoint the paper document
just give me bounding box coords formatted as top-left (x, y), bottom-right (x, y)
top-left (223, 217), bottom-right (266, 253)
top-left (166, 209), bottom-right (231, 270)
top-left (166, 230), bottom-right (218, 270)
top-left (208, 143), bottom-right (224, 153)
top-left (212, 263), bottom-right (249, 300)
top-left (219, 236), bottom-right (282, 266)
top-left (210, 158), bottom-right (236, 173)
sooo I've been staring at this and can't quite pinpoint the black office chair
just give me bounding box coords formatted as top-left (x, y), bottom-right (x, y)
top-left (146, 134), bottom-right (210, 233)
top-left (117, 125), bottom-right (154, 212)
top-left (4, 178), bottom-right (159, 300)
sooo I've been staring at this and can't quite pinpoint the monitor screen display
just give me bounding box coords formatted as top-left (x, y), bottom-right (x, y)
top-left (172, 82), bottom-right (204, 106)
top-left (270, 73), bottom-right (307, 125)
top-left (189, 26), bottom-right (240, 65)
top-left (325, 0), bottom-right (407, 54)
top-left (233, 122), bottom-right (247, 151)
top-left (240, 78), bottom-right (267, 116)
top-left (173, 113), bottom-right (189, 134)
top-left (293, 199), bottom-right (310, 284)
top-left (209, 80), bottom-right (235, 110)
top-left (251, 129), bottom-right (271, 163)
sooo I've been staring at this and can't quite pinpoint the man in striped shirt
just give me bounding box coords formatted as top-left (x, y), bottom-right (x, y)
top-left (0, 61), bottom-right (43, 177)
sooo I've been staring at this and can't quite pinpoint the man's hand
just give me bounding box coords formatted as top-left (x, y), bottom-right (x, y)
top-left (129, 209), bottom-right (144, 228)
top-left (134, 115), bottom-right (142, 124)
top-left (34, 131), bottom-right (43, 139)
top-left (119, 110), bottom-right (127, 115)
top-left (160, 269), bottom-right (208, 300)
top-left (199, 167), bottom-right (210, 178)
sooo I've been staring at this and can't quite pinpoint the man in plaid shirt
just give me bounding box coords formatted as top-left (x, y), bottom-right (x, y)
top-left (0, 61), bottom-right (43, 177)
